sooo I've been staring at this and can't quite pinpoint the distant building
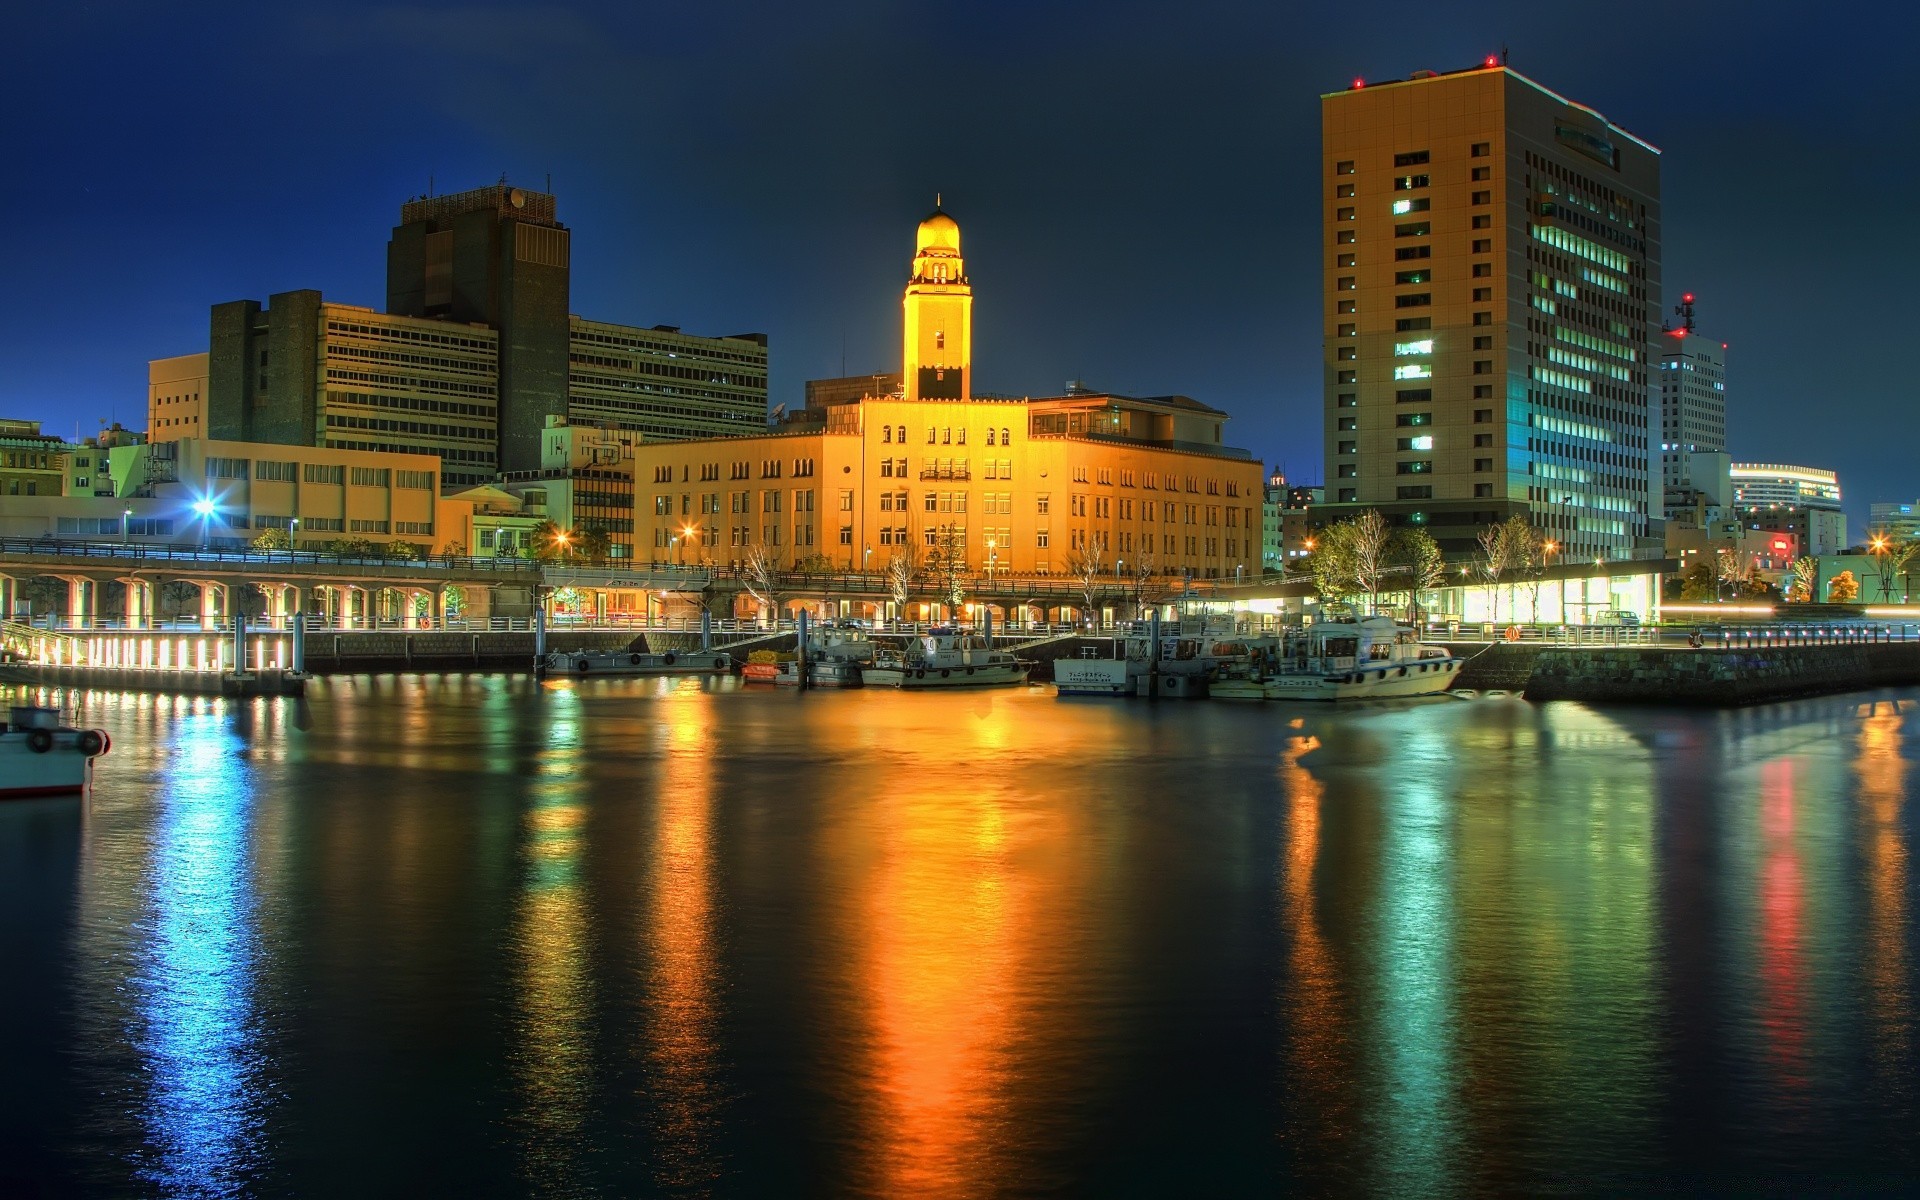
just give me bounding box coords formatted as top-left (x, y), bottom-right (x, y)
top-left (162, 183), bottom-right (769, 491)
top-left (0, 419), bottom-right (65, 498)
top-left (1262, 471), bottom-right (1287, 571)
top-left (1657, 298), bottom-right (1728, 522)
top-left (1282, 485), bottom-right (1324, 562)
top-left (807, 374), bottom-right (902, 411)
top-left (1318, 60), bottom-right (1661, 558)
top-left (1730, 462), bottom-right (1845, 556)
top-left (1869, 501), bottom-right (1920, 543)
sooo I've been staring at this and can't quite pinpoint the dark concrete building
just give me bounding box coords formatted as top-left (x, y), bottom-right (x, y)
top-left (386, 184), bottom-right (571, 473)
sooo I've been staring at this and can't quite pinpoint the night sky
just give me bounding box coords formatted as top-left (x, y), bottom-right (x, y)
top-left (5, 2), bottom-right (1914, 529)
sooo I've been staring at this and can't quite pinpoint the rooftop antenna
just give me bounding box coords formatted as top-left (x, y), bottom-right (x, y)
top-left (936, 191), bottom-right (942, 209)
top-left (1673, 292), bottom-right (1697, 333)
top-left (1500, 44), bottom-right (1509, 65)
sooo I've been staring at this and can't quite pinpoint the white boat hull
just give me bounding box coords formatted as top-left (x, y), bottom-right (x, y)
top-left (864, 662), bottom-right (1029, 689)
top-left (1053, 659), bottom-right (1135, 696)
top-left (1259, 657), bottom-right (1463, 701)
top-left (1, 728), bottom-right (106, 798)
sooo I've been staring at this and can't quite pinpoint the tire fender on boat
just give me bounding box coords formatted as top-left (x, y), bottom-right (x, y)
top-left (663, 652), bottom-right (676, 666)
top-left (76, 729), bottom-right (107, 757)
top-left (630, 653), bottom-right (644, 666)
top-left (715, 658), bottom-right (728, 671)
top-left (575, 658), bottom-right (591, 674)
top-left (941, 668), bottom-right (951, 678)
top-left (26, 728), bottom-right (53, 753)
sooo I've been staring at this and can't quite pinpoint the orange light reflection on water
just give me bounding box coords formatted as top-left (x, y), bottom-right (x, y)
top-left (644, 687), bottom-right (723, 1191)
top-left (1855, 701), bottom-right (1909, 1068)
top-left (836, 693), bottom-right (1091, 1199)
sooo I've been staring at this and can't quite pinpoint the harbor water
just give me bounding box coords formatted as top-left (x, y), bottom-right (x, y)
top-left (2, 677), bottom-right (1917, 1195)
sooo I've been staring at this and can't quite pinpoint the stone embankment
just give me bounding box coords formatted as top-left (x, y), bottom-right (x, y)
top-left (1443, 643), bottom-right (1544, 691)
top-left (1522, 644), bottom-right (1920, 705)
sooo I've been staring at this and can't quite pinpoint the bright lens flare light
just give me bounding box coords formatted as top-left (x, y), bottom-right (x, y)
top-left (192, 500), bottom-right (215, 517)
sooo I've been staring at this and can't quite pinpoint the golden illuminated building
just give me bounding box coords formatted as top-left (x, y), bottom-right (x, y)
top-left (634, 206), bottom-right (1262, 580)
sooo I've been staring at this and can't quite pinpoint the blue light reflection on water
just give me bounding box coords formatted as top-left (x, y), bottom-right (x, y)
top-left (132, 707), bottom-right (265, 1196)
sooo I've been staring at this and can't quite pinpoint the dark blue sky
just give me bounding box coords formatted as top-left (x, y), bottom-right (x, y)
top-left (4, 2), bottom-right (1914, 525)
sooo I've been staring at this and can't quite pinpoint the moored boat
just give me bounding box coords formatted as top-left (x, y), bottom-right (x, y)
top-left (1240, 615), bottom-right (1462, 701)
top-left (774, 620), bottom-right (875, 688)
top-left (1053, 614), bottom-right (1277, 699)
top-left (864, 628), bottom-right (1030, 689)
top-left (2, 706), bottom-right (111, 799)
top-left (545, 648), bottom-right (733, 677)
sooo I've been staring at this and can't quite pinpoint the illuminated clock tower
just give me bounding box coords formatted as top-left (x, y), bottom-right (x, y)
top-left (902, 200), bottom-right (972, 401)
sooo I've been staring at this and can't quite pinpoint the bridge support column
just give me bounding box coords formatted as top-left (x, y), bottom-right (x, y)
top-left (0, 574), bottom-right (15, 623)
top-left (57, 576), bottom-right (96, 630)
top-left (197, 581), bottom-right (228, 630)
top-left (119, 578), bottom-right (152, 629)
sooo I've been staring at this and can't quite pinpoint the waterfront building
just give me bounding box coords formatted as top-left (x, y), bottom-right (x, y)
top-left (197, 294), bottom-right (500, 490)
top-left (1319, 61), bottom-right (1661, 558)
top-left (160, 183), bottom-right (769, 490)
top-left (1868, 501), bottom-right (1920, 543)
top-left (495, 418), bottom-right (639, 559)
top-left (0, 437), bottom-right (467, 559)
top-left (632, 207), bottom-right (1262, 593)
top-left (1730, 462), bottom-right (1846, 556)
top-left (1656, 296), bottom-right (1728, 521)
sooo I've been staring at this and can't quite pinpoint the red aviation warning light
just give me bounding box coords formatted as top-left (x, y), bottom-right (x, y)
top-left (1485, 55), bottom-right (1499, 67)
top-left (1351, 77), bottom-right (1365, 89)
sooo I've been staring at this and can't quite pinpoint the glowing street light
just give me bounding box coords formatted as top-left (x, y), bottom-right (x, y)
top-left (192, 498), bottom-right (216, 549)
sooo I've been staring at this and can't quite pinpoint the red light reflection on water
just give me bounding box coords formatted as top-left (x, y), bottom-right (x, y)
top-left (1757, 757), bottom-right (1807, 1091)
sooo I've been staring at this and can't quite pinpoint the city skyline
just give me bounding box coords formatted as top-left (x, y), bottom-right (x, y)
top-left (3, 2), bottom-right (1915, 529)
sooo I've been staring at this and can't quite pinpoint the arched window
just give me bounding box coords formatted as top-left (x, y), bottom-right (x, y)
top-left (985, 428), bottom-right (996, 446)
top-left (882, 426), bottom-right (891, 443)
top-left (1001, 427), bottom-right (1011, 444)
top-left (896, 425), bottom-right (905, 442)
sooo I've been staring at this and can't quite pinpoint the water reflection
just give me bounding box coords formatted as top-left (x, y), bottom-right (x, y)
top-left (509, 687), bottom-right (595, 1193)
top-left (1856, 702), bottom-right (1910, 1075)
top-left (832, 695), bottom-right (1094, 1199)
top-left (133, 709), bottom-right (267, 1195)
top-left (642, 688), bottom-right (724, 1190)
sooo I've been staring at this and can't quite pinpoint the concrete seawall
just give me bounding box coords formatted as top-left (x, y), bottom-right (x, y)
top-left (1523, 644), bottom-right (1920, 705)
top-left (1444, 644), bottom-right (1545, 691)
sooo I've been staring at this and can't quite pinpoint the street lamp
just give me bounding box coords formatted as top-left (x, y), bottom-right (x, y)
top-left (121, 507), bottom-right (133, 545)
top-left (986, 537), bottom-right (997, 585)
top-left (192, 498), bottom-right (215, 549)
top-left (289, 517), bottom-right (300, 557)
top-left (681, 524), bottom-right (697, 566)
top-left (669, 534), bottom-right (679, 565)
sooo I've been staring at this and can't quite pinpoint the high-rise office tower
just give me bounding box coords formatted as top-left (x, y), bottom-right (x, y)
top-left (1320, 62), bottom-right (1661, 556)
top-left (387, 183), bottom-right (571, 473)
top-left (1656, 293), bottom-right (1728, 520)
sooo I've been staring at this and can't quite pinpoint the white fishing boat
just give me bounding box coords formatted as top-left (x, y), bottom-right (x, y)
top-left (545, 648), bottom-right (734, 676)
top-left (2, 706), bottom-right (111, 799)
top-left (864, 628), bottom-right (1030, 689)
top-left (1053, 615), bottom-right (1275, 699)
top-left (1225, 615), bottom-right (1462, 702)
top-left (774, 620), bottom-right (875, 688)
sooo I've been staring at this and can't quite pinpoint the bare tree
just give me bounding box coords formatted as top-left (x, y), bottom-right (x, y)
top-left (924, 523), bottom-right (968, 617)
top-left (1476, 523), bottom-right (1513, 623)
top-left (1349, 510), bottom-right (1391, 616)
top-left (1868, 533), bottom-right (1920, 603)
top-left (1715, 546), bottom-right (1753, 599)
top-left (1125, 554), bottom-right (1162, 620)
top-left (741, 542), bottom-right (789, 624)
top-left (884, 544), bottom-right (919, 621)
top-left (1066, 545), bottom-right (1107, 626)
top-left (1498, 516), bottom-right (1545, 622)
